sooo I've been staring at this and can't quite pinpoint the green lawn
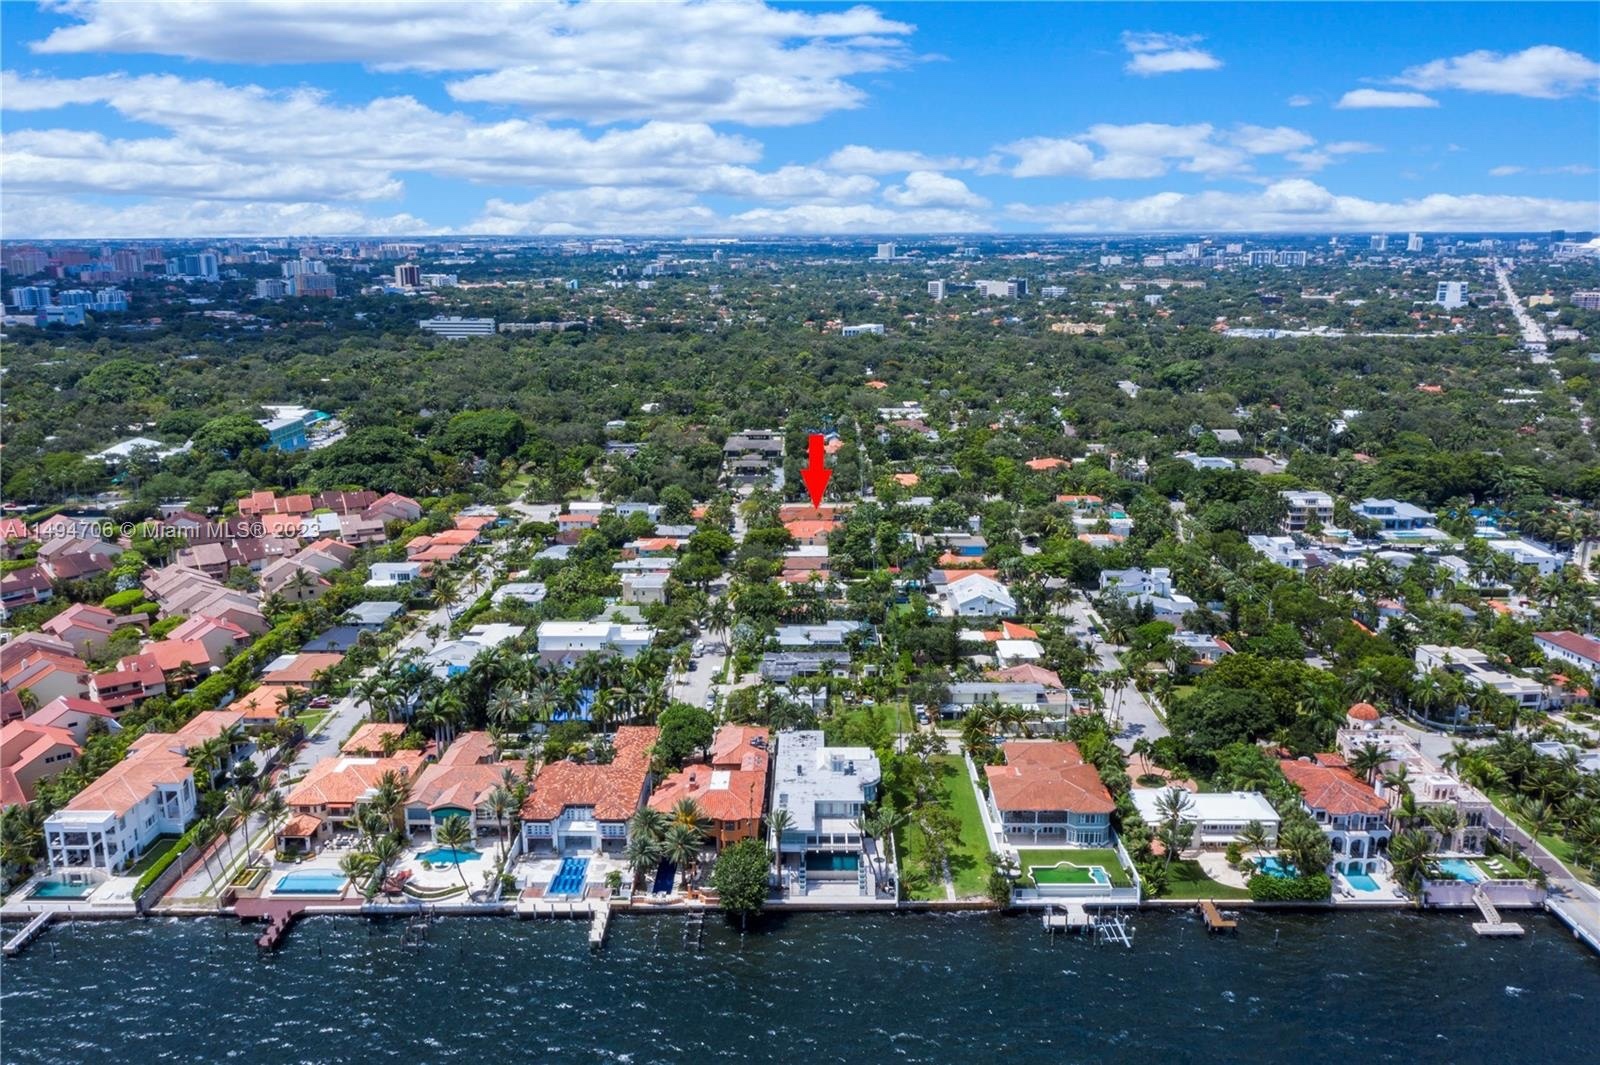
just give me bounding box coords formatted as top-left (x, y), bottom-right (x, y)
top-left (293, 709), bottom-right (329, 734)
top-left (895, 755), bottom-right (994, 900)
top-left (126, 835), bottom-right (182, 877)
top-left (1016, 847), bottom-right (1133, 888)
top-left (1159, 859), bottom-right (1252, 900)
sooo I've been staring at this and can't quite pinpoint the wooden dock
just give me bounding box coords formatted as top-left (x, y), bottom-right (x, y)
top-left (2, 911), bottom-right (53, 956)
top-left (235, 897), bottom-right (309, 951)
top-left (1199, 900), bottom-right (1238, 933)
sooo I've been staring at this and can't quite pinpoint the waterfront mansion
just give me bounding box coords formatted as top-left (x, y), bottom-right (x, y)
top-left (770, 730), bottom-right (888, 898)
top-left (1279, 755), bottom-right (1392, 876)
top-left (984, 741), bottom-right (1115, 846)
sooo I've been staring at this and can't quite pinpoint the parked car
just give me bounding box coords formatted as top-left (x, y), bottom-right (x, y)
top-left (308, 695), bottom-right (332, 708)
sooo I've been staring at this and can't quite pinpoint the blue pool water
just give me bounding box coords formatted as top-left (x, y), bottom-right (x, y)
top-left (1254, 857), bottom-right (1296, 879)
top-left (652, 860), bottom-right (676, 894)
top-left (805, 853), bottom-right (860, 873)
top-left (1436, 858), bottom-right (1483, 883)
top-left (274, 871), bottom-right (349, 895)
top-left (29, 880), bottom-right (94, 900)
top-left (421, 847), bottom-right (480, 864)
top-left (1345, 873), bottom-right (1381, 892)
top-left (547, 857), bottom-right (589, 897)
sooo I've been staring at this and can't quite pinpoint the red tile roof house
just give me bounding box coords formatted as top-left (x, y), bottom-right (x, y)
top-left (783, 519), bottom-right (838, 547)
top-left (648, 725), bottom-right (769, 849)
top-left (91, 654), bottom-right (168, 712)
top-left (1, 517), bottom-right (36, 560)
top-left (280, 750), bottom-right (426, 852)
top-left (341, 722), bottom-right (409, 756)
top-left (363, 492), bottom-right (424, 523)
top-left (0, 565), bottom-right (54, 618)
top-left (984, 741), bottom-right (1115, 846)
top-left (40, 603), bottom-right (144, 656)
top-left (259, 652), bottom-right (345, 691)
top-left (1, 719), bottom-right (82, 807)
top-left (405, 731), bottom-right (526, 844)
top-left (554, 511), bottom-right (601, 545)
top-left (164, 615), bottom-right (251, 668)
top-left (133, 639), bottom-right (216, 685)
top-left (1, 648), bottom-right (93, 707)
top-left (1279, 756), bottom-right (1392, 876)
top-left (28, 695), bottom-right (121, 744)
top-left (520, 726), bottom-right (659, 859)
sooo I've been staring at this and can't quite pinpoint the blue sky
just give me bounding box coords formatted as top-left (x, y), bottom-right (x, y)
top-left (2, 1), bottom-right (1596, 237)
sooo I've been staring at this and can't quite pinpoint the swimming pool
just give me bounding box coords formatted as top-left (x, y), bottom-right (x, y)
top-left (1031, 863), bottom-right (1110, 886)
top-left (1436, 858), bottom-right (1483, 883)
top-left (420, 847), bottom-right (480, 865)
top-left (805, 853), bottom-right (860, 873)
top-left (29, 880), bottom-right (95, 900)
top-left (274, 871), bottom-right (350, 895)
top-left (1344, 872), bottom-right (1381, 892)
top-left (652, 860), bottom-right (677, 894)
top-left (547, 857), bottom-right (589, 897)
top-left (1255, 857), bottom-right (1296, 879)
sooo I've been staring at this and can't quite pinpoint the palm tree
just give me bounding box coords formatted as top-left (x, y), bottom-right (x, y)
top-left (1422, 804), bottom-right (1462, 852)
top-left (663, 822), bottom-right (704, 890)
top-left (1386, 828), bottom-right (1438, 899)
top-left (434, 814), bottom-right (476, 894)
top-left (338, 851), bottom-right (377, 896)
top-left (227, 785), bottom-right (263, 860)
top-left (368, 835), bottom-right (405, 897)
top-left (1153, 787), bottom-right (1195, 869)
top-left (484, 785), bottom-right (518, 863)
top-left (1347, 742), bottom-right (1389, 786)
top-left (763, 808), bottom-right (793, 880)
top-left (259, 789), bottom-right (289, 843)
top-left (1238, 819), bottom-right (1271, 860)
top-left (623, 829), bottom-right (664, 893)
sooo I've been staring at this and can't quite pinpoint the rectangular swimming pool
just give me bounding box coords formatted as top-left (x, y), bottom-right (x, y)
top-left (29, 880), bottom-right (95, 900)
top-left (1436, 858), bottom-right (1483, 883)
top-left (805, 853), bottom-right (859, 873)
top-left (547, 857), bottom-right (589, 897)
top-left (274, 871), bottom-right (350, 895)
top-left (1345, 872), bottom-right (1381, 892)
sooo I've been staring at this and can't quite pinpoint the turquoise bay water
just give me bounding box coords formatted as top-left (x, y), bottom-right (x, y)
top-left (0, 912), bottom-right (1592, 1064)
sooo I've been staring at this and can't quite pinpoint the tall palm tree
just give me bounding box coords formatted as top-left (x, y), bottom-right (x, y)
top-left (1422, 804), bottom-right (1462, 852)
top-left (1239, 820), bottom-right (1271, 858)
top-left (1386, 828), bottom-right (1438, 899)
top-left (663, 822), bottom-right (704, 890)
top-left (227, 785), bottom-right (263, 860)
top-left (434, 814), bottom-right (476, 895)
top-left (484, 785), bottom-right (518, 862)
top-left (1153, 787), bottom-right (1195, 869)
top-left (1347, 743), bottom-right (1389, 785)
top-left (764, 808), bottom-right (793, 879)
top-left (338, 851), bottom-right (377, 896)
top-left (368, 835), bottom-right (405, 897)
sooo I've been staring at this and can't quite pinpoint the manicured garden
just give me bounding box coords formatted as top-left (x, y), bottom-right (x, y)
top-left (1016, 847), bottom-right (1133, 887)
top-left (126, 835), bottom-right (182, 877)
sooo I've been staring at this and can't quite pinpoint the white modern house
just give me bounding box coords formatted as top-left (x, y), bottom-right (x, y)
top-left (1131, 789), bottom-right (1279, 849)
top-left (943, 573), bottom-right (1016, 617)
top-left (43, 733), bottom-right (197, 879)
top-left (423, 623), bottom-right (526, 678)
top-left (1415, 644), bottom-right (1548, 716)
top-left (536, 621), bottom-right (655, 666)
top-left (1484, 538), bottom-right (1565, 576)
top-left (1248, 534), bottom-right (1309, 571)
top-left (770, 730), bottom-right (887, 898)
top-left (366, 562), bottom-right (422, 588)
top-left (1280, 490), bottom-right (1334, 533)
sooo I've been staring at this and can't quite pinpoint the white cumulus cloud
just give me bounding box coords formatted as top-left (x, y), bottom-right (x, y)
top-left (882, 171), bottom-right (987, 208)
top-left (1395, 45), bottom-right (1600, 99)
top-left (1335, 89), bottom-right (1441, 109)
top-left (1121, 32), bottom-right (1223, 76)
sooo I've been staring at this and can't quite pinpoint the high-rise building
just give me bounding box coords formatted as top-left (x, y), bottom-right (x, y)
top-left (1406, 233), bottom-right (1424, 253)
top-left (1572, 291), bottom-right (1600, 311)
top-left (1550, 230), bottom-right (1567, 242)
top-left (1434, 281), bottom-right (1469, 309)
top-left (166, 252), bottom-right (219, 281)
top-left (255, 279), bottom-right (290, 299)
top-left (8, 286), bottom-right (52, 310)
top-left (927, 280), bottom-right (946, 301)
top-left (1276, 250), bottom-right (1307, 267)
top-left (1369, 234), bottom-right (1388, 252)
top-left (874, 243), bottom-right (896, 261)
top-left (393, 264), bottom-right (421, 287)
top-left (290, 273), bottom-right (337, 297)
top-left (282, 258), bottom-right (326, 277)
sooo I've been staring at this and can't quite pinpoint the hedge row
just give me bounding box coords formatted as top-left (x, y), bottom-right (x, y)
top-left (132, 819), bottom-right (219, 897)
top-left (1248, 872), bottom-right (1332, 902)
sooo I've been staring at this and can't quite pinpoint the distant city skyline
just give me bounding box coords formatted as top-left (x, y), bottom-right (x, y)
top-left (1, 0), bottom-right (1597, 237)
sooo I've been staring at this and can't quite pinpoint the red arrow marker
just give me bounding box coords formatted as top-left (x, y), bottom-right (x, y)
top-left (800, 433), bottom-right (832, 508)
